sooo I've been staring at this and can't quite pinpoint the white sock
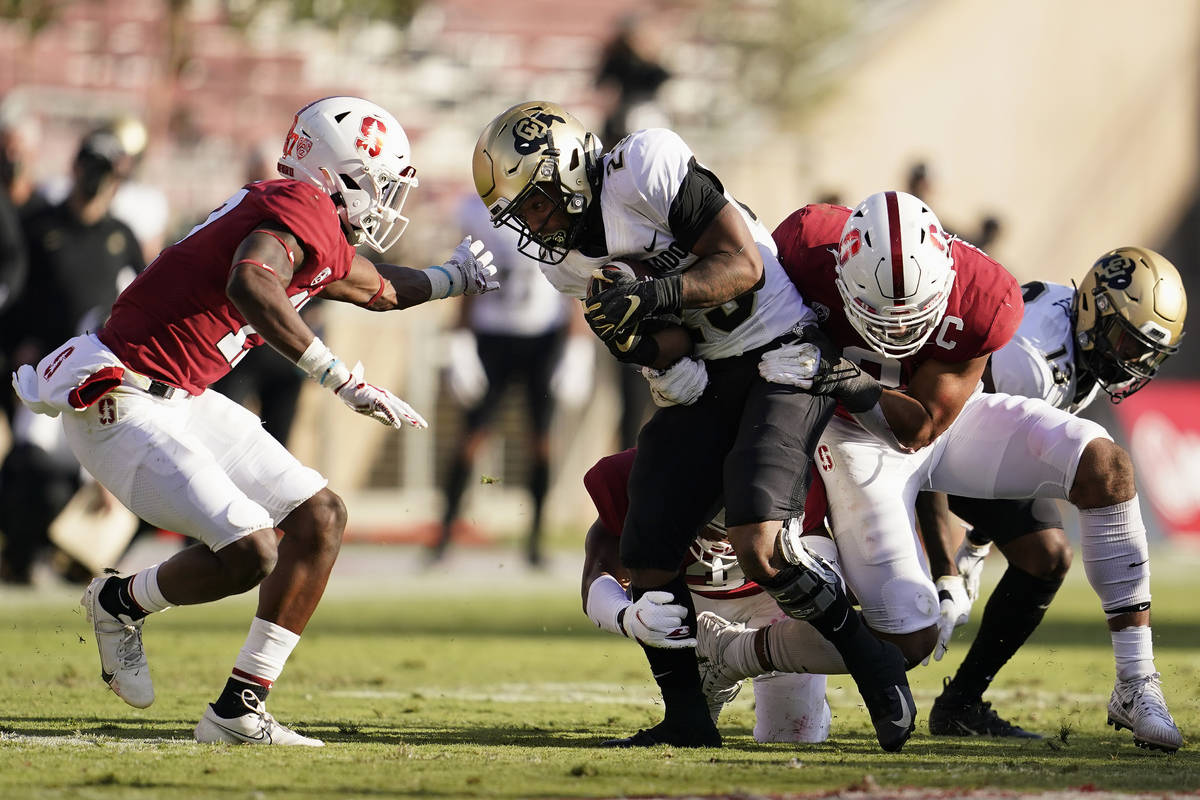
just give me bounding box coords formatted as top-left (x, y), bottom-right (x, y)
top-left (232, 617), bottom-right (301, 689)
top-left (765, 618), bottom-right (848, 675)
top-left (1112, 625), bottom-right (1156, 682)
top-left (129, 564), bottom-right (172, 614)
top-left (1080, 498), bottom-right (1151, 613)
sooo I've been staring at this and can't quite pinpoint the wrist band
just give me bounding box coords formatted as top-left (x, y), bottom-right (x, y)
top-left (423, 264), bottom-right (454, 300)
top-left (366, 274), bottom-right (387, 307)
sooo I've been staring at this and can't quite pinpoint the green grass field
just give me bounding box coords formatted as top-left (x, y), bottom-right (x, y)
top-left (2, 544), bottom-right (1199, 799)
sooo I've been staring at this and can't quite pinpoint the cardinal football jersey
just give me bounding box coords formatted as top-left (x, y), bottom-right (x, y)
top-left (98, 180), bottom-right (355, 395)
top-left (541, 128), bottom-right (814, 360)
top-left (989, 281), bottom-right (1099, 414)
top-left (584, 448), bottom-right (828, 599)
top-left (773, 204), bottom-right (1022, 389)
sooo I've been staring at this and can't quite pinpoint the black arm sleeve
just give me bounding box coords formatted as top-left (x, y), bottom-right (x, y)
top-left (666, 157), bottom-right (729, 253)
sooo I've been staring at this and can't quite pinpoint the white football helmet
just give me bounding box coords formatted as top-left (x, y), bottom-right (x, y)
top-left (834, 191), bottom-right (956, 358)
top-left (277, 96), bottom-right (418, 254)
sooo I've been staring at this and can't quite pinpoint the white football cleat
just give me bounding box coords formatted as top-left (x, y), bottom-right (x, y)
top-left (1107, 672), bottom-right (1183, 752)
top-left (194, 690), bottom-right (324, 746)
top-left (696, 611), bottom-right (745, 723)
top-left (81, 576), bottom-right (154, 708)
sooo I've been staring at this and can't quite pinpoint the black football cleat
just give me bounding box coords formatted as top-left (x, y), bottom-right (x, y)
top-left (930, 678), bottom-right (1042, 739)
top-left (600, 719), bottom-right (722, 748)
top-left (843, 634), bottom-right (916, 752)
top-left (862, 682), bottom-right (917, 752)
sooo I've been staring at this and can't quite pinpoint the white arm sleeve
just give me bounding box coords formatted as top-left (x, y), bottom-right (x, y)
top-left (585, 574), bottom-right (632, 637)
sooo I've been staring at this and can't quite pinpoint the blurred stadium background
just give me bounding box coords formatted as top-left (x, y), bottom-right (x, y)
top-left (2, 0), bottom-right (1199, 551)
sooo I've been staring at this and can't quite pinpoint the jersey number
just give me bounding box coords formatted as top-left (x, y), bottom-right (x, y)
top-left (842, 346), bottom-right (903, 388)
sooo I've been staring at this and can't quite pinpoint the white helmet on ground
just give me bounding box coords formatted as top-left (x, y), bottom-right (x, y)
top-left (277, 96), bottom-right (418, 254)
top-left (834, 190), bottom-right (956, 358)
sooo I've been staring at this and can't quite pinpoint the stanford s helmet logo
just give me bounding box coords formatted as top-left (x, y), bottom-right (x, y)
top-left (838, 229), bottom-right (862, 264)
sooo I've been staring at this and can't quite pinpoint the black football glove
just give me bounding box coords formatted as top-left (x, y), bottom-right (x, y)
top-left (584, 270), bottom-right (683, 346)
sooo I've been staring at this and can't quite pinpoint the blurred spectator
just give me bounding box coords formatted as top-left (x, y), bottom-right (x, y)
top-left (212, 142), bottom-right (318, 447)
top-left (906, 160), bottom-right (932, 201)
top-left (904, 159), bottom-right (968, 239)
top-left (975, 214), bottom-right (1004, 252)
top-left (595, 14), bottom-right (671, 448)
top-left (0, 110), bottom-right (35, 360)
top-left (0, 112), bottom-right (48, 218)
top-left (0, 122), bottom-right (146, 584)
top-left (432, 194), bottom-right (594, 567)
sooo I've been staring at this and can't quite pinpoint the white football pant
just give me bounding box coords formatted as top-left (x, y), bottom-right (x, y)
top-left (817, 390), bottom-right (1109, 635)
top-left (61, 384), bottom-right (326, 551)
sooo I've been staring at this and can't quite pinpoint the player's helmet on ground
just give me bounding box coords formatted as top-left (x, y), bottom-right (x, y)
top-left (277, 96), bottom-right (418, 254)
top-left (834, 190), bottom-right (956, 358)
top-left (472, 101), bottom-right (601, 264)
top-left (1074, 246), bottom-right (1187, 401)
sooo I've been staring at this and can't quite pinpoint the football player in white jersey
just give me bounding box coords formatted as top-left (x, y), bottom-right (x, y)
top-left (473, 102), bottom-right (913, 751)
top-left (924, 247), bottom-right (1187, 751)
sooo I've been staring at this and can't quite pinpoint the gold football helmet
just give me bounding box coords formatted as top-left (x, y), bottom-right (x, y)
top-left (1074, 246), bottom-right (1187, 401)
top-left (472, 101), bottom-right (601, 264)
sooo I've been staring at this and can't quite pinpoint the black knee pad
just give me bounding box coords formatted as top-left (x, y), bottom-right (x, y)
top-left (761, 560), bottom-right (838, 621)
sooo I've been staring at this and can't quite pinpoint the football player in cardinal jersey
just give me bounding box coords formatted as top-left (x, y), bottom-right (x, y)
top-left (581, 449), bottom-right (835, 745)
top-left (922, 246), bottom-right (1186, 750)
top-left (762, 192), bottom-right (1183, 752)
top-left (474, 102), bottom-right (915, 751)
top-left (11, 96), bottom-right (498, 746)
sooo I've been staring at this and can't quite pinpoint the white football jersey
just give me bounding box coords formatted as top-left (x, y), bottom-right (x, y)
top-left (989, 281), bottom-right (1099, 414)
top-left (542, 128), bottom-right (813, 360)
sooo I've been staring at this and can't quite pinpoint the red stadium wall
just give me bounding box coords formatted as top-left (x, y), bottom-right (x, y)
top-left (1111, 381), bottom-right (1200, 542)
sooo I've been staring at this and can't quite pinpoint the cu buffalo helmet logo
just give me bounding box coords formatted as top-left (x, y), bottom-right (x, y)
top-left (512, 111), bottom-right (565, 155)
top-left (1096, 253), bottom-right (1136, 290)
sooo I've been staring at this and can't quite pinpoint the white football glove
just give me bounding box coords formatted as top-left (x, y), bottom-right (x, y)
top-left (445, 329), bottom-right (488, 406)
top-left (619, 590), bottom-right (696, 649)
top-left (758, 341), bottom-right (822, 388)
top-left (642, 356), bottom-right (708, 408)
top-left (549, 336), bottom-right (595, 409)
top-left (924, 575), bottom-right (971, 665)
top-left (438, 236), bottom-right (499, 297)
top-left (335, 361), bottom-right (428, 429)
top-left (954, 531), bottom-right (992, 603)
